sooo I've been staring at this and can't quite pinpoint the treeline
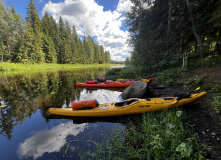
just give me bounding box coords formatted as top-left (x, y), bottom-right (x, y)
top-left (111, 60), bottom-right (125, 64)
top-left (0, 0), bottom-right (111, 64)
top-left (125, 57), bottom-right (131, 66)
top-left (127, 0), bottom-right (221, 71)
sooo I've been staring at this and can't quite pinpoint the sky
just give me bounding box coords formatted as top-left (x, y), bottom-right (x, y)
top-left (5, 0), bottom-right (134, 61)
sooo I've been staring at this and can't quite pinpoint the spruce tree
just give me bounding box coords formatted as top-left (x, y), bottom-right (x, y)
top-left (26, 0), bottom-right (44, 63)
top-left (83, 36), bottom-right (89, 64)
top-left (87, 36), bottom-right (95, 64)
top-left (99, 45), bottom-right (105, 64)
top-left (0, 1), bottom-right (13, 61)
top-left (58, 16), bottom-right (66, 64)
top-left (49, 15), bottom-right (60, 59)
top-left (94, 44), bottom-right (99, 64)
top-left (10, 6), bottom-right (27, 62)
top-left (42, 12), bottom-right (57, 63)
top-left (64, 21), bottom-right (73, 63)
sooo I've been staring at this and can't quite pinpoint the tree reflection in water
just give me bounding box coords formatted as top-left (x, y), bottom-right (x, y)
top-left (0, 67), bottom-right (110, 140)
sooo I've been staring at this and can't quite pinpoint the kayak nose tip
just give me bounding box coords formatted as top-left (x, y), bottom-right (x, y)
top-left (46, 106), bottom-right (62, 110)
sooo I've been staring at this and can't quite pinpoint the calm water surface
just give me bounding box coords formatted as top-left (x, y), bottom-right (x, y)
top-left (0, 67), bottom-right (135, 160)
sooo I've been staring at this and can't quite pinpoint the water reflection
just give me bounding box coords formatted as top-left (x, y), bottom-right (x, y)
top-left (78, 88), bottom-right (122, 104)
top-left (48, 114), bottom-right (142, 125)
top-left (77, 86), bottom-right (125, 92)
top-left (0, 67), bottom-right (110, 140)
top-left (0, 67), bottom-right (129, 160)
top-left (17, 122), bottom-right (88, 160)
top-left (110, 65), bottom-right (125, 68)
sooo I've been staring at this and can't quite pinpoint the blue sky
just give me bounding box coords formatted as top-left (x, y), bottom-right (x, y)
top-left (4, 0), bottom-right (133, 61)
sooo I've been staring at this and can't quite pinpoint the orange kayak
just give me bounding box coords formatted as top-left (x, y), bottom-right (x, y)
top-left (76, 78), bottom-right (155, 88)
top-left (76, 81), bottom-right (134, 88)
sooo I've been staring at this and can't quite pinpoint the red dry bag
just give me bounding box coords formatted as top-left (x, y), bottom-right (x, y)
top-left (72, 99), bottom-right (99, 110)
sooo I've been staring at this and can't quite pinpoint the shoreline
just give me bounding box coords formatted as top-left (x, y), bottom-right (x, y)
top-left (0, 62), bottom-right (123, 72)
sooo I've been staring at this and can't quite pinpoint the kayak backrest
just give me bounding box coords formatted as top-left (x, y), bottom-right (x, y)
top-left (97, 77), bottom-right (106, 82)
top-left (161, 98), bottom-right (174, 100)
top-left (115, 99), bottom-right (139, 107)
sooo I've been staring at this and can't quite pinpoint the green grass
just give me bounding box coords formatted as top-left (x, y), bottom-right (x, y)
top-left (80, 109), bottom-right (207, 159)
top-left (0, 62), bottom-right (120, 72)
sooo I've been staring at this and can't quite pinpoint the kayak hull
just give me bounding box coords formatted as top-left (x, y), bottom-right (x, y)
top-left (76, 82), bottom-right (134, 88)
top-left (76, 78), bottom-right (155, 88)
top-left (48, 91), bottom-right (207, 117)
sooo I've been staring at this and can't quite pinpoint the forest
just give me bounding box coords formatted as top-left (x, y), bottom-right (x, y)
top-left (126, 0), bottom-right (221, 71)
top-left (0, 0), bottom-right (111, 64)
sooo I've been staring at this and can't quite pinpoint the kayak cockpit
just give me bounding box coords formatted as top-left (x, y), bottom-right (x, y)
top-left (115, 99), bottom-right (139, 107)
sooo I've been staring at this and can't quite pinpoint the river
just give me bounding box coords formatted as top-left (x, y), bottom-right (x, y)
top-left (0, 66), bottom-right (139, 160)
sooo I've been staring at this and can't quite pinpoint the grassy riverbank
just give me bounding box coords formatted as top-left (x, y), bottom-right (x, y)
top-left (0, 62), bottom-right (121, 72)
top-left (80, 109), bottom-right (206, 159)
top-left (103, 63), bottom-right (221, 159)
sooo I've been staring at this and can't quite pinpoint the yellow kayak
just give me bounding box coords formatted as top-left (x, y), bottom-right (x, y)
top-left (48, 91), bottom-right (207, 117)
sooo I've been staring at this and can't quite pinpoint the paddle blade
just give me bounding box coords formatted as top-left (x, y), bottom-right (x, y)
top-left (195, 87), bottom-right (200, 91)
top-left (172, 99), bottom-right (177, 104)
top-left (0, 105), bottom-right (7, 108)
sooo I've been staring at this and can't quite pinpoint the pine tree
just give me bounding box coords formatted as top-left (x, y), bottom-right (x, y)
top-left (26, 0), bottom-right (44, 63)
top-left (0, 1), bottom-right (13, 61)
top-left (42, 12), bottom-right (57, 63)
top-left (83, 36), bottom-right (89, 64)
top-left (94, 44), bottom-right (100, 64)
top-left (87, 36), bottom-right (95, 64)
top-left (99, 45), bottom-right (105, 64)
top-left (70, 25), bottom-right (77, 64)
top-left (49, 15), bottom-right (60, 60)
top-left (64, 21), bottom-right (73, 63)
top-left (10, 6), bottom-right (27, 63)
top-left (80, 40), bottom-right (87, 64)
top-left (104, 50), bottom-right (111, 63)
top-left (58, 16), bottom-right (66, 64)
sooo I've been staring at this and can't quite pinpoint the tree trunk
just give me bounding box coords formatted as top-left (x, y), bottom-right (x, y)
top-left (182, 56), bottom-right (188, 71)
top-left (1, 54), bottom-right (3, 63)
top-left (7, 41), bottom-right (11, 55)
top-left (185, 0), bottom-right (203, 57)
top-left (167, 0), bottom-right (172, 35)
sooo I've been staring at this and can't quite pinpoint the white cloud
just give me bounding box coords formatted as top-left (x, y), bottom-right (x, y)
top-left (17, 122), bottom-right (88, 160)
top-left (42, 0), bottom-right (133, 61)
top-left (117, 0), bottom-right (132, 12)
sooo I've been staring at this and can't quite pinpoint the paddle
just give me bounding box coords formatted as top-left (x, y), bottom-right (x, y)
top-left (172, 87), bottom-right (200, 104)
top-left (0, 105), bottom-right (7, 108)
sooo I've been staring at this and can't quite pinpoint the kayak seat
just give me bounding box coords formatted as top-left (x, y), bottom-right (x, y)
top-left (174, 93), bottom-right (191, 100)
top-left (161, 98), bottom-right (174, 100)
top-left (115, 99), bottom-right (139, 107)
top-left (77, 107), bottom-right (95, 110)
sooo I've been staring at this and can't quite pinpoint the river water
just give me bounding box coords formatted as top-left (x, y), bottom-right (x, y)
top-left (0, 67), bottom-right (137, 160)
